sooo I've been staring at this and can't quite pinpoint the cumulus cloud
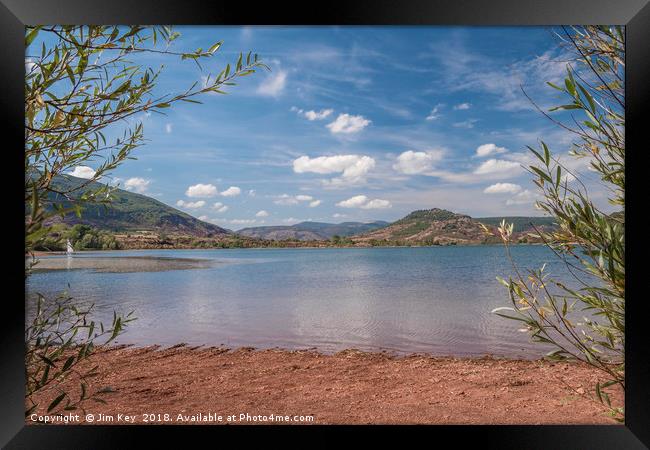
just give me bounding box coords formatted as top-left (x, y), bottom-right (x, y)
top-left (165, 123), bottom-right (172, 134)
top-left (475, 143), bottom-right (508, 158)
top-left (257, 70), bottom-right (287, 97)
top-left (186, 183), bottom-right (217, 198)
top-left (176, 200), bottom-right (206, 209)
top-left (473, 159), bottom-right (522, 176)
top-left (124, 177), bottom-right (150, 193)
top-left (292, 107), bottom-right (334, 121)
top-left (256, 210), bottom-right (269, 217)
top-left (426, 104), bottom-right (443, 120)
top-left (326, 113), bottom-right (371, 134)
top-left (68, 166), bottom-right (96, 179)
top-left (212, 202), bottom-right (228, 213)
top-left (273, 194), bottom-right (317, 206)
top-left (304, 109), bottom-right (333, 120)
top-left (393, 149), bottom-right (444, 175)
top-left (309, 200), bottom-right (321, 207)
top-left (336, 195), bottom-right (392, 209)
top-left (293, 154), bottom-right (375, 186)
top-left (483, 182), bottom-right (522, 194)
top-left (248, 189), bottom-right (256, 197)
top-left (454, 102), bottom-right (471, 110)
top-left (220, 186), bottom-right (241, 197)
top-left (506, 189), bottom-right (540, 206)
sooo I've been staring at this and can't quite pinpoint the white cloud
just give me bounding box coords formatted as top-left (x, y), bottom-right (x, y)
top-left (454, 102), bottom-right (471, 110)
top-left (309, 200), bottom-right (321, 207)
top-left (506, 189), bottom-right (540, 206)
top-left (326, 113), bottom-right (371, 134)
top-left (212, 202), bottom-right (228, 213)
top-left (363, 199), bottom-right (392, 209)
top-left (336, 195), bottom-right (392, 209)
top-left (256, 210), bottom-right (269, 217)
top-left (248, 189), bottom-right (256, 197)
top-left (220, 186), bottom-right (241, 197)
top-left (273, 194), bottom-right (317, 206)
top-left (426, 104), bottom-right (443, 121)
top-left (176, 200), bottom-right (206, 209)
top-left (393, 149), bottom-right (444, 175)
top-left (473, 159), bottom-right (522, 176)
top-left (300, 108), bottom-right (334, 121)
top-left (257, 70), bottom-right (287, 97)
top-left (282, 217), bottom-right (300, 224)
top-left (165, 123), bottom-right (172, 134)
top-left (483, 183), bottom-right (522, 194)
top-left (333, 213), bottom-right (347, 218)
top-left (186, 183), bottom-right (217, 198)
top-left (124, 177), bottom-right (150, 193)
top-left (293, 154), bottom-right (375, 185)
top-left (68, 166), bottom-right (96, 179)
top-left (452, 119), bottom-right (479, 129)
top-left (475, 143), bottom-right (508, 158)
top-left (336, 195), bottom-right (368, 208)
top-left (230, 219), bottom-right (257, 225)
top-left (198, 215), bottom-right (210, 221)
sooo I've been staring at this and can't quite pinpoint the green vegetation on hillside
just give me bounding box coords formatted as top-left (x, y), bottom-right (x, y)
top-left (48, 175), bottom-right (230, 237)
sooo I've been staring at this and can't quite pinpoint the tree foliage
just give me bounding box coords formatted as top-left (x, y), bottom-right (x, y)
top-left (24, 25), bottom-right (266, 416)
top-left (25, 25), bottom-right (268, 268)
top-left (490, 26), bottom-right (624, 420)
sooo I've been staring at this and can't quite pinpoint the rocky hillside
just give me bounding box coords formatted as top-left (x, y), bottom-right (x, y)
top-left (352, 208), bottom-right (491, 245)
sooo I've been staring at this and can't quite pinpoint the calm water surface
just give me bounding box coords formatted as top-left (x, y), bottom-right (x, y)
top-left (27, 246), bottom-right (572, 358)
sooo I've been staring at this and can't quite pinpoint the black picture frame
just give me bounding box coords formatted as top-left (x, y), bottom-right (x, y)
top-left (3, 0), bottom-right (649, 447)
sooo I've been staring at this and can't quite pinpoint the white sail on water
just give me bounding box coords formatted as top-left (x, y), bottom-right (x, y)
top-left (66, 239), bottom-right (74, 254)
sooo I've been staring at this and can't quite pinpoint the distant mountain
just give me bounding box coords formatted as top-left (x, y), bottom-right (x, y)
top-left (237, 221), bottom-right (389, 241)
top-left (46, 175), bottom-right (231, 237)
top-left (352, 208), bottom-right (489, 245)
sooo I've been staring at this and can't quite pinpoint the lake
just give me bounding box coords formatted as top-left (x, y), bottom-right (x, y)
top-left (26, 245), bottom-right (571, 358)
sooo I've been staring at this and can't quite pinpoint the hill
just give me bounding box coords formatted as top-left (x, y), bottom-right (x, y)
top-left (237, 221), bottom-right (389, 241)
top-left (352, 208), bottom-right (492, 245)
top-left (46, 175), bottom-right (231, 237)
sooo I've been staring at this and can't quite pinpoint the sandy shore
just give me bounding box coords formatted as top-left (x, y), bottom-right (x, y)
top-left (26, 345), bottom-right (622, 425)
top-left (28, 255), bottom-right (216, 273)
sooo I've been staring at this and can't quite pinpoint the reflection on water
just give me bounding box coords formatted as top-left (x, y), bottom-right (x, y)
top-left (26, 246), bottom-right (572, 358)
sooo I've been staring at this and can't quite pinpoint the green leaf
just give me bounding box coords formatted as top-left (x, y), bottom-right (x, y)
top-left (47, 393), bottom-right (67, 412)
top-left (208, 41), bottom-right (222, 54)
top-left (26, 26), bottom-right (41, 47)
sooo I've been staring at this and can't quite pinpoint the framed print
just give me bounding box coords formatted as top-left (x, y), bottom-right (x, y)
top-left (3, 0), bottom-right (649, 447)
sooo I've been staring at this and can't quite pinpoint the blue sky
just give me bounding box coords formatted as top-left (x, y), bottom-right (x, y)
top-left (62, 26), bottom-right (612, 229)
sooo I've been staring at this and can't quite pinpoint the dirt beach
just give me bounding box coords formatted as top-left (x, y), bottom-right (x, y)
top-left (26, 345), bottom-right (622, 425)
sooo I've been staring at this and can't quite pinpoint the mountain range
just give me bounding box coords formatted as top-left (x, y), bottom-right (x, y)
top-left (43, 175), bottom-right (557, 247)
top-left (237, 221), bottom-right (389, 241)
